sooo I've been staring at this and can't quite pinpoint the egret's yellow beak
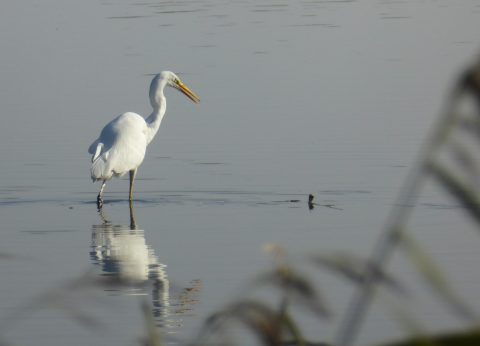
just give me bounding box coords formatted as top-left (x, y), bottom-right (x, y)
top-left (178, 81), bottom-right (200, 104)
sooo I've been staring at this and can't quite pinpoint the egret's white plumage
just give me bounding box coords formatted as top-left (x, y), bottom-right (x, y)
top-left (88, 71), bottom-right (200, 208)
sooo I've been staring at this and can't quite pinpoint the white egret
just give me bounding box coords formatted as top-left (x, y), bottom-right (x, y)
top-left (88, 71), bottom-right (200, 208)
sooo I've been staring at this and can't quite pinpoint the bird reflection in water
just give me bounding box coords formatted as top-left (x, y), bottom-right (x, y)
top-left (90, 202), bottom-right (201, 333)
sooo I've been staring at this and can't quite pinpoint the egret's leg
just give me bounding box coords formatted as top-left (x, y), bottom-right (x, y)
top-left (97, 180), bottom-right (106, 209)
top-left (129, 199), bottom-right (137, 229)
top-left (129, 169), bottom-right (137, 202)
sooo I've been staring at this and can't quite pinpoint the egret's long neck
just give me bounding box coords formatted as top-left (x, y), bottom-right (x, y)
top-left (145, 90), bottom-right (167, 144)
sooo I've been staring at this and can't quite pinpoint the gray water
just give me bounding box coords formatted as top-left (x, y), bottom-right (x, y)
top-left (1, 1), bottom-right (480, 345)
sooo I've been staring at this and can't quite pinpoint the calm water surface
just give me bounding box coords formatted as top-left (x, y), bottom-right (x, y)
top-left (0, 1), bottom-right (480, 345)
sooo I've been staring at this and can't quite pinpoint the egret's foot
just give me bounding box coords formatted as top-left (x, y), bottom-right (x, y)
top-left (97, 194), bottom-right (104, 210)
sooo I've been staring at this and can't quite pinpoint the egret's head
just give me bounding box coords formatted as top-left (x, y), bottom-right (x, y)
top-left (150, 71), bottom-right (200, 108)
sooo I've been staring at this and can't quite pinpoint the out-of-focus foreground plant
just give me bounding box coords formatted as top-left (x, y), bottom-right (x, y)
top-left (188, 56), bottom-right (480, 346)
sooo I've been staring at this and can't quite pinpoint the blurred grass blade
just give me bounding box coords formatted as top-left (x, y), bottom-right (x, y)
top-left (449, 138), bottom-right (480, 179)
top-left (428, 161), bottom-right (480, 226)
top-left (198, 300), bottom-right (330, 346)
top-left (201, 300), bottom-right (284, 345)
top-left (399, 232), bottom-right (477, 321)
top-left (254, 266), bottom-right (330, 318)
top-left (458, 116), bottom-right (480, 142)
top-left (0, 270), bottom-right (127, 332)
top-left (279, 311), bottom-right (307, 346)
top-left (309, 253), bottom-right (407, 296)
top-left (376, 287), bottom-right (429, 341)
top-left (379, 328), bottom-right (480, 346)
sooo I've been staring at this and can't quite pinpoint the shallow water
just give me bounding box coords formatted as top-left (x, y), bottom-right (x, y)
top-left (1, 1), bottom-right (480, 345)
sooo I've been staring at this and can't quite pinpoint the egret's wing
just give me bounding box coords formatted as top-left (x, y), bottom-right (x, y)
top-left (90, 112), bottom-right (148, 181)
